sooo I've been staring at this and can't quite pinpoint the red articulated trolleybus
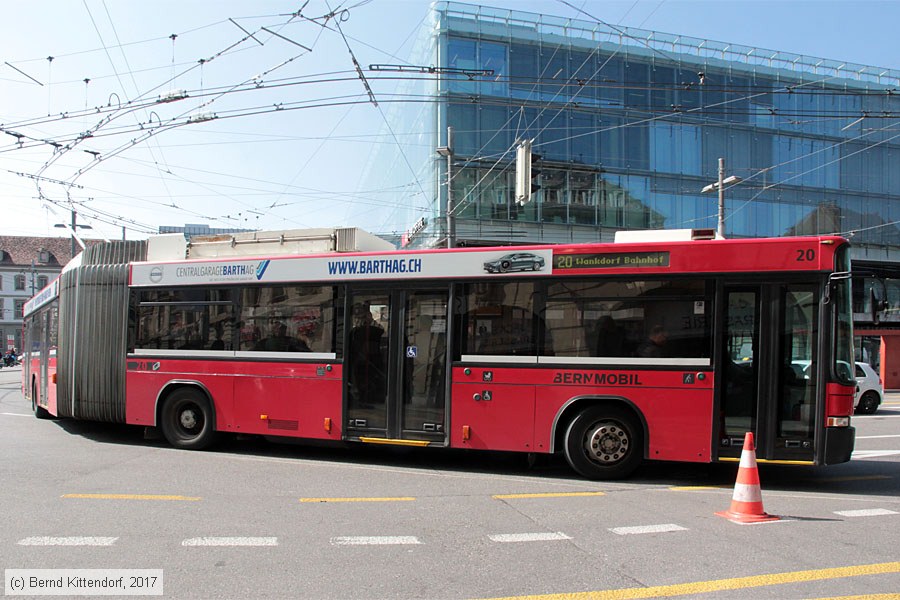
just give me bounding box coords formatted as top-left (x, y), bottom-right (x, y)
top-left (23, 227), bottom-right (856, 479)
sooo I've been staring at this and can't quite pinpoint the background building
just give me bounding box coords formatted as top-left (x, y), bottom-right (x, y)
top-left (363, 1), bottom-right (900, 385)
top-left (0, 237), bottom-right (76, 352)
top-left (159, 224), bottom-right (257, 238)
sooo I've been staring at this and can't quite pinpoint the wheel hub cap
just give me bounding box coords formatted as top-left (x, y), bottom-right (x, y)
top-left (585, 423), bottom-right (628, 463)
top-left (180, 409), bottom-right (198, 430)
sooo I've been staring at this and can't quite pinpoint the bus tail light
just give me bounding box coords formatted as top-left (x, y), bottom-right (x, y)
top-left (827, 417), bottom-right (850, 427)
top-left (52, 373), bottom-right (57, 384)
top-left (324, 417), bottom-right (332, 433)
top-left (462, 425), bottom-right (471, 441)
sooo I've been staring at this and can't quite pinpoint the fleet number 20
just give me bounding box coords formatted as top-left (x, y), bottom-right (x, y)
top-left (796, 249), bottom-right (816, 261)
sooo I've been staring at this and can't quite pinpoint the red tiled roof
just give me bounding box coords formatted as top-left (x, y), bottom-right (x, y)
top-left (0, 236), bottom-right (101, 267)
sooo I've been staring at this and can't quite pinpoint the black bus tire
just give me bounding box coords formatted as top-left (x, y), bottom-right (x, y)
top-left (563, 405), bottom-right (642, 480)
top-left (32, 383), bottom-right (51, 420)
top-left (160, 388), bottom-right (218, 450)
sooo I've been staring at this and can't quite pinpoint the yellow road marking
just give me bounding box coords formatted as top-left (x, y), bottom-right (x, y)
top-left (62, 494), bottom-right (201, 501)
top-left (493, 492), bottom-right (606, 499)
top-left (484, 561), bottom-right (900, 599)
top-left (299, 497), bottom-right (415, 503)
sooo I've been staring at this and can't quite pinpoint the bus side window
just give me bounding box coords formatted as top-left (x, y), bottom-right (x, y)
top-left (595, 316), bottom-right (626, 357)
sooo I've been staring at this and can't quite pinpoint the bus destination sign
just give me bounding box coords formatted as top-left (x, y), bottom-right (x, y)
top-left (554, 251), bottom-right (670, 270)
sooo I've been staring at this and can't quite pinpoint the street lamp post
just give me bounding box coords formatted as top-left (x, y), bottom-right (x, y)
top-left (436, 126), bottom-right (454, 249)
top-left (701, 157), bottom-right (742, 238)
top-left (54, 210), bottom-right (93, 257)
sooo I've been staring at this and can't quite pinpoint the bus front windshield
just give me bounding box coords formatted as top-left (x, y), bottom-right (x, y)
top-left (833, 244), bottom-right (854, 385)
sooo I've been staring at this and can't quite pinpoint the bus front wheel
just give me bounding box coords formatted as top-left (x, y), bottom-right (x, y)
top-left (160, 388), bottom-right (218, 450)
top-left (563, 406), bottom-right (642, 479)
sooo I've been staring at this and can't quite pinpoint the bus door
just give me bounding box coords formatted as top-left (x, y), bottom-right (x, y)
top-left (345, 289), bottom-right (449, 443)
top-left (40, 309), bottom-right (51, 404)
top-left (718, 283), bottom-right (818, 463)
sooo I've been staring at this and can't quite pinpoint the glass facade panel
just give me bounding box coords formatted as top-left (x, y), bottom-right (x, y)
top-left (726, 75), bottom-right (750, 123)
top-left (540, 110), bottom-right (568, 161)
top-left (509, 43), bottom-right (537, 97)
top-left (480, 168), bottom-right (511, 220)
top-left (623, 123), bottom-right (649, 170)
top-left (600, 114), bottom-right (624, 169)
top-left (569, 51), bottom-right (597, 104)
top-left (650, 65), bottom-right (675, 112)
top-left (541, 169), bottom-right (568, 224)
top-left (650, 123), bottom-right (701, 176)
top-left (570, 112), bottom-right (596, 165)
top-left (448, 102), bottom-right (477, 157)
top-left (479, 105), bottom-right (510, 158)
top-left (453, 167), bottom-right (478, 219)
top-left (570, 172), bottom-right (598, 225)
top-left (598, 56), bottom-right (623, 107)
top-left (479, 41), bottom-right (507, 98)
top-left (623, 61), bottom-right (648, 109)
top-left (447, 38), bottom-right (476, 94)
top-left (540, 46), bottom-right (568, 100)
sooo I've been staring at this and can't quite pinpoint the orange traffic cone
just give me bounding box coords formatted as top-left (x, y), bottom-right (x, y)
top-left (716, 432), bottom-right (779, 523)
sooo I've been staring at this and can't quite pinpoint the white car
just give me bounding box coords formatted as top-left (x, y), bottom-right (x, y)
top-left (790, 360), bottom-right (882, 415)
top-left (854, 362), bottom-right (883, 415)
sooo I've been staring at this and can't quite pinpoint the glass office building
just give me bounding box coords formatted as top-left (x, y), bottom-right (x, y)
top-left (363, 2), bottom-right (900, 382)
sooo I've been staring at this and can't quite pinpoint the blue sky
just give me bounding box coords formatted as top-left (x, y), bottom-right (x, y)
top-left (2, 0), bottom-right (898, 242)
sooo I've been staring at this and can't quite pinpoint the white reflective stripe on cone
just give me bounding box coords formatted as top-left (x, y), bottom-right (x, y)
top-left (739, 449), bottom-right (758, 469)
top-left (732, 482), bottom-right (763, 503)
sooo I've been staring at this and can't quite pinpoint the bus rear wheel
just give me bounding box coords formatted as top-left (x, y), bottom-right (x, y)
top-left (31, 383), bottom-right (51, 420)
top-left (563, 406), bottom-right (642, 479)
top-left (160, 388), bottom-right (218, 450)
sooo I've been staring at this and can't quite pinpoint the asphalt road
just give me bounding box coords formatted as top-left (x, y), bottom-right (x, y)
top-left (1, 366), bottom-right (898, 599)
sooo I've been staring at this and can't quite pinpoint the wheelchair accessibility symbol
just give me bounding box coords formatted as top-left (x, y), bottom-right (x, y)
top-left (406, 346), bottom-right (417, 358)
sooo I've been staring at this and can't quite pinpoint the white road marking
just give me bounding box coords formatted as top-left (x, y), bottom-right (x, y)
top-left (330, 536), bottom-right (421, 546)
top-left (856, 434), bottom-right (900, 439)
top-left (834, 508), bottom-right (899, 517)
top-left (488, 532), bottom-right (571, 543)
top-left (853, 414), bottom-right (900, 418)
top-left (609, 524), bottom-right (687, 535)
top-left (18, 537), bottom-right (117, 546)
top-left (852, 450), bottom-right (900, 459)
top-left (0, 412), bottom-right (31, 417)
top-left (182, 537), bottom-right (278, 546)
